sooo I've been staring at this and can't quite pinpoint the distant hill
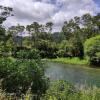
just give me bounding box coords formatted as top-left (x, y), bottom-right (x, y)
top-left (52, 32), bottom-right (66, 43)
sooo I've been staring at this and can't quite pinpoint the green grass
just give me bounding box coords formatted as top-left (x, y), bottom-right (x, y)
top-left (44, 87), bottom-right (100, 100)
top-left (43, 80), bottom-right (100, 100)
top-left (1, 84), bottom-right (100, 100)
top-left (50, 57), bottom-right (89, 65)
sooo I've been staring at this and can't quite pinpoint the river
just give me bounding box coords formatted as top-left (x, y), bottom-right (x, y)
top-left (45, 62), bottom-right (100, 87)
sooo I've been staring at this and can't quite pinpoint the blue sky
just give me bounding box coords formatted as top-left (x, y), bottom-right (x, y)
top-left (0, 0), bottom-right (100, 31)
top-left (94, 0), bottom-right (100, 6)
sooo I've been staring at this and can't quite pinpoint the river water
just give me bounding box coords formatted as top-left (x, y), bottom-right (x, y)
top-left (45, 62), bottom-right (100, 87)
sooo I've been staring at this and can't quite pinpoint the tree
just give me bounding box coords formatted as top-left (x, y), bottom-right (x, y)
top-left (36, 40), bottom-right (58, 58)
top-left (69, 36), bottom-right (84, 58)
top-left (8, 24), bottom-right (25, 36)
top-left (62, 18), bottom-right (80, 40)
top-left (26, 22), bottom-right (40, 33)
top-left (80, 13), bottom-right (100, 41)
top-left (0, 6), bottom-right (13, 56)
top-left (84, 35), bottom-right (100, 66)
top-left (92, 13), bottom-right (100, 32)
top-left (0, 5), bottom-right (13, 25)
top-left (26, 22), bottom-right (53, 49)
top-left (57, 40), bottom-right (69, 57)
top-left (26, 22), bottom-right (41, 48)
top-left (45, 22), bottom-right (53, 33)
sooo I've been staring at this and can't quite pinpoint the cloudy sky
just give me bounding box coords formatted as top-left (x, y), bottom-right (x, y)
top-left (0, 0), bottom-right (100, 31)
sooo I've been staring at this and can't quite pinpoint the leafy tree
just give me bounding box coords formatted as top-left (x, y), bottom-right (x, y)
top-left (36, 40), bottom-right (58, 58)
top-left (57, 40), bottom-right (69, 57)
top-left (0, 6), bottom-right (13, 56)
top-left (84, 35), bottom-right (100, 65)
top-left (45, 22), bottom-right (53, 33)
top-left (26, 22), bottom-right (40, 33)
top-left (26, 22), bottom-right (42, 48)
top-left (92, 13), bottom-right (100, 33)
top-left (8, 24), bottom-right (25, 36)
top-left (62, 18), bottom-right (80, 40)
top-left (0, 5), bottom-right (13, 25)
top-left (69, 35), bottom-right (84, 58)
top-left (80, 13), bottom-right (100, 41)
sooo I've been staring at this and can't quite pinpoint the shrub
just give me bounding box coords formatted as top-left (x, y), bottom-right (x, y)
top-left (57, 39), bottom-right (84, 58)
top-left (57, 40), bottom-right (72, 57)
top-left (36, 40), bottom-right (58, 58)
top-left (84, 35), bottom-right (100, 65)
top-left (15, 49), bottom-right (40, 59)
top-left (44, 80), bottom-right (76, 100)
top-left (69, 37), bottom-right (84, 58)
top-left (43, 81), bottom-right (100, 100)
top-left (57, 50), bottom-right (65, 57)
top-left (0, 58), bottom-right (49, 95)
top-left (0, 57), bottom-right (14, 79)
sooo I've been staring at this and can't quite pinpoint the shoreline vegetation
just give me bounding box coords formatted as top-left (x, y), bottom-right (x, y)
top-left (0, 81), bottom-right (100, 100)
top-left (48, 57), bottom-right (89, 65)
top-left (46, 57), bottom-right (100, 71)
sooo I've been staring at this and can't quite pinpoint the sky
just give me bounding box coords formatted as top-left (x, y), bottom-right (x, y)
top-left (0, 0), bottom-right (100, 31)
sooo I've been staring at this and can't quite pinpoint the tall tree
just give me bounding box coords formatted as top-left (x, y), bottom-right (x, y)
top-left (92, 13), bottom-right (100, 32)
top-left (8, 24), bottom-right (25, 36)
top-left (62, 18), bottom-right (80, 40)
top-left (0, 5), bottom-right (13, 56)
top-left (0, 5), bottom-right (13, 25)
top-left (45, 22), bottom-right (53, 33)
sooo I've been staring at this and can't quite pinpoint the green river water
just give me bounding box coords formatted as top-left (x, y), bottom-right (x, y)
top-left (45, 62), bottom-right (100, 87)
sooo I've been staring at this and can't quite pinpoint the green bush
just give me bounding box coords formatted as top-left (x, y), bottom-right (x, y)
top-left (0, 57), bottom-right (14, 79)
top-left (36, 40), bottom-right (58, 58)
top-left (44, 80), bottom-right (76, 100)
top-left (0, 58), bottom-right (49, 95)
top-left (57, 40), bottom-right (70, 57)
top-left (57, 50), bottom-right (65, 57)
top-left (57, 39), bottom-right (84, 58)
top-left (15, 49), bottom-right (40, 59)
top-left (43, 81), bottom-right (100, 100)
top-left (84, 35), bottom-right (100, 65)
top-left (69, 37), bottom-right (84, 58)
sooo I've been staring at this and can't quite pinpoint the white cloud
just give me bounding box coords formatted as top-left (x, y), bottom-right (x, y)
top-left (52, 0), bottom-right (100, 31)
top-left (0, 0), bottom-right (100, 31)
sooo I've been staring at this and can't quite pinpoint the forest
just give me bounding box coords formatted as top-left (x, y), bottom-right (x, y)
top-left (0, 5), bottom-right (100, 100)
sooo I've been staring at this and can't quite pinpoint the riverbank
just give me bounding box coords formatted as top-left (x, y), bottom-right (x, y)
top-left (49, 57), bottom-right (89, 65)
top-left (44, 81), bottom-right (100, 100)
top-left (2, 83), bottom-right (100, 100)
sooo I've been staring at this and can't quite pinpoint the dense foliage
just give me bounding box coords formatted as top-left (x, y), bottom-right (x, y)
top-left (44, 80), bottom-right (75, 99)
top-left (0, 81), bottom-right (100, 100)
top-left (0, 10), bottom-right (99, 65)
top-left (43, 81), bottom-right (100, 100)
top-left (84, 35), bottom-right (100, 65)
top-left (14, 49), bottom-right (40, 59)
top-left (0, 57), bottom-right (49, 95)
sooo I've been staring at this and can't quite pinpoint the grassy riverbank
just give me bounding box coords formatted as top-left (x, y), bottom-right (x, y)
top-left (44, 82), bottom-right (100, 100)
top-left (50, 57), bottom-right (89, 65)
top-left (45, 87), bottom-right (100, 100)
top-left (1, 83), bottom-right (100, 100)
